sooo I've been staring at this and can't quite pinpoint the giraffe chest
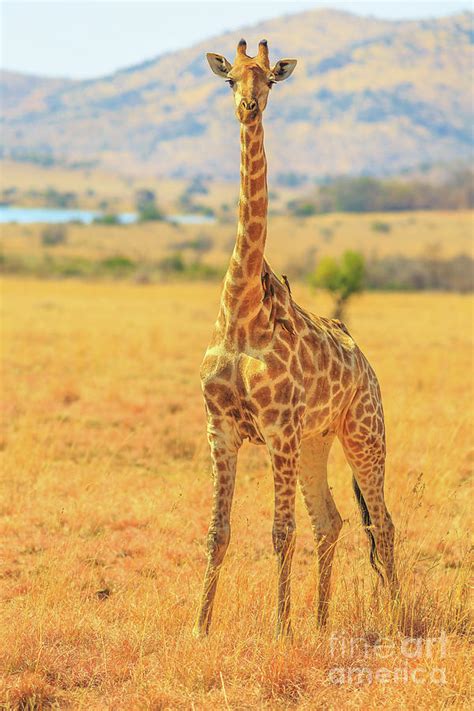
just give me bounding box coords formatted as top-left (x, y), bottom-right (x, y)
top-left (202, 342), bottom-right (305, 433)
top-left (201, 324), bottom-right (358, 442)
top-left (236, 351), bottom-right (307, 437)
top-left (200, 350), bottom-right (265, 444)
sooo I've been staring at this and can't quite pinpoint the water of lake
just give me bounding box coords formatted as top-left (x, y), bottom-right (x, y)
top-left (0, 206), bottom-right (216, 225)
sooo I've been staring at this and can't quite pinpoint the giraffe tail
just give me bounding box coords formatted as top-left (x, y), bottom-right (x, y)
top-left (352, 476), bottom-right (385, 584)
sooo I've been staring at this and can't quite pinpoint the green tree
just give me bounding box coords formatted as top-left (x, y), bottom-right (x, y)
top-left (138, 204), bottom-right (164, 222)
top-left (135, 189), bottom-right (164, 222)
top-left (310, 250), bottom-right (365, 319)
top-left (135, 189), bottom-right (156, 212)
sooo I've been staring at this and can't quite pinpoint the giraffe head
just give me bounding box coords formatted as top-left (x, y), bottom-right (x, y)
top-left (206, 39), bottom-right (297, 125)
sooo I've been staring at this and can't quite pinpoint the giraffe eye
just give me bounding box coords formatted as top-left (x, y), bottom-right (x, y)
top-left (226, 79), bottom-right (235, 88)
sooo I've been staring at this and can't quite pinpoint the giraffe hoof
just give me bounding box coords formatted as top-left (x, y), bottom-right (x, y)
top-left (275, 624), bottom-right (294, 642)
top-left (192, 625), bottom-right (208, 640)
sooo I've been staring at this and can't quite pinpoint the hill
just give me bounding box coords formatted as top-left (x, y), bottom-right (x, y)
top-left (1, 9), bottom-right (472, 179)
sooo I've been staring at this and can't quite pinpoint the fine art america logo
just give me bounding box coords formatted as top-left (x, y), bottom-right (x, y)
top-left (327, 631), bottom-right (447, 685)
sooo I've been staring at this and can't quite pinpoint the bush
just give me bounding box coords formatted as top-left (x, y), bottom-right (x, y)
top-left (192, 235), bottom-right (214, 253)
top-left (44, 188), bottom-right (77, 208)
top-left (134, 189), bottom-right (165, 222)
top-left (371, 220), bottom-right (391, 233)
top-left (158, 253), bottom-right (186, 273)
top-left (186, 177), bottom-right (209, 195)
top-left (178, 193), bottom-right (215, 217)
top-left (53, 256), bottom-right (94, 278)
top-left (173, 234), bottom-right (214, 254)
top-left (288, 202), bottom-right (317, 217)
top-left (41, 224), bottom-right (68, 246)
top-left (192, 204), bottom-right (215, 217)
top-left (99, 255), bottom-right (136, 277)
top-left (138, 204), bottom-right (164, 222)
top-left (93, 213), bottom-right (121, 225)
top-left (310, 250), bottom-right (365, 319)
top-left (135, 189), bottom-right (156, 212)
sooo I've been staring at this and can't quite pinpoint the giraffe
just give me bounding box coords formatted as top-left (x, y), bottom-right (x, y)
top-left (193, 39), bottom-right (398, 639)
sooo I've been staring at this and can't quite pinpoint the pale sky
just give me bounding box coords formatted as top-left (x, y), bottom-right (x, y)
top-left (2, 0), bottom-right (471, 79)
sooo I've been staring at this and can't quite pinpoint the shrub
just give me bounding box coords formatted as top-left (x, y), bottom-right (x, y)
top-left (138, 204), bottom-right (164, 222)
top-left (192, 235), bottom-right (214, 253)
top-left (289, 202), bottom-right (317, 217)
top-left (192, 204), bottom-right (215, 217)
top-left (173, 234), bottom-right (214, 254)
top-left (186, 177), bottom-right (209, 195)
top-left (135, 189), bottom-right (156, 212)
top-left (99, 255), bottom-right (136, 277)
top-left (185, 261), bottom-right (222, 280)
top-left (93, 213), bottom-right (121, 225)
top-left (177, 193), bottom-right (215, 217)
top-left (371, 220), bottom-right (392, 233)
top-left (310, 250), bottom-right (366, 319)
top-left (54, 256), bottom-right (94, 278)
top-left (158, 253), bottom-right (186, 273)
top-left (44, 188), bottom-right (77, 208)
top-left (41, 224), bottom-right (68, 246)
top-left (135, 189), bottom-right (165, 221)
top-left (157, 253), bottom-right (221, 280)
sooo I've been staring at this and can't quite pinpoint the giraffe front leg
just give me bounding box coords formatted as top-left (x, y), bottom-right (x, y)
top-left (193, 421), bottom-right (239, 638)
top-left (269, 440), bottom-right (300, 640)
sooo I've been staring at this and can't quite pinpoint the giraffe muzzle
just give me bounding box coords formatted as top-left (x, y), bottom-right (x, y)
top-left (241, 98), bottom-right (258, 111)
top-left (237, 98), bottom-right (259, 124)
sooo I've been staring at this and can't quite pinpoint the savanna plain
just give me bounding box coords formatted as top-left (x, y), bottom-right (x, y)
top-left (1, 272), bottom-right (472, 710)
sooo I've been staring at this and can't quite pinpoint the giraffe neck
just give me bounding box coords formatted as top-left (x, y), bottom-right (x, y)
top-left (236, 118), bottom-right (268, 273)
top-left (222, 118), bottom-right (268, 317)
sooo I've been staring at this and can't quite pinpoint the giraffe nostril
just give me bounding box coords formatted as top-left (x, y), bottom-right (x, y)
top-left (241, 98), bottom-right (257, 112)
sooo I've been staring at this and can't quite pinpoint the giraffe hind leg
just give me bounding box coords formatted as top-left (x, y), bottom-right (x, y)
top-left (352, 475), bottom-right (384, 584)
top-left (339, 386), bottom-right (399, 597)
top-left (299, 434), bottom-right (342, 626)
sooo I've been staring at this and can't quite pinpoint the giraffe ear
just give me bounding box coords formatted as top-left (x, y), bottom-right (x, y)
top-left (271, 59), bottom-right (297, 82)
top-left (206, 53), bottom-right (233, 78)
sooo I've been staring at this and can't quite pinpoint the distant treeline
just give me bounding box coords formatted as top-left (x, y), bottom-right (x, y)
top-left (288, 170), bottom-right (474, 215)
top-left (364, 253), bottom-right (473, 292)
top-left (2, 249), bottom-right (472, 292)
top-left (0, 251), bottom-right (221, 283)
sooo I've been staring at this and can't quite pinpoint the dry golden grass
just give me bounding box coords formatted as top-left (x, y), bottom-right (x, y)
top-left (1, 278), bottom-right (472, 709)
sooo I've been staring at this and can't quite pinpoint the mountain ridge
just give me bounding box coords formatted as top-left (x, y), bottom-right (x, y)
top-left (2, 8), bottom-right (472, 179)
